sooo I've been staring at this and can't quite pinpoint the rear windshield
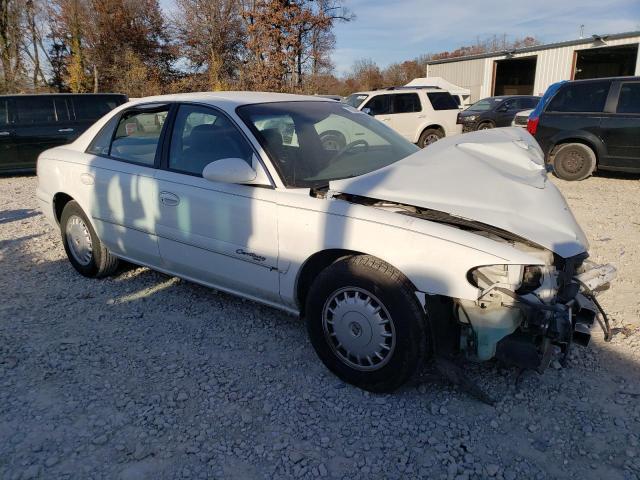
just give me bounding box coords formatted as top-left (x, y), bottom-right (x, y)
top-left (344, 94), bottom-right (369, 109)
top-left (466, 98), bottom-right (503, 112)
top-left (427, 92), bottom-right (459, 110)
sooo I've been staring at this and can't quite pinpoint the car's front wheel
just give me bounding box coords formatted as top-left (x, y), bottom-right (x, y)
top-left (306, 255), bottom-right (429, 393)
top-left (60, 200), bottom-right (119, 278)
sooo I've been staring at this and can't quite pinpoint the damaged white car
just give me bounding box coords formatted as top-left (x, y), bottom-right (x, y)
top-left (36, 93), bottom-right (616, 393)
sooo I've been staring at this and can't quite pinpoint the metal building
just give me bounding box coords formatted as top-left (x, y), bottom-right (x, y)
top-left (426, 31), bottom-right (640, 103)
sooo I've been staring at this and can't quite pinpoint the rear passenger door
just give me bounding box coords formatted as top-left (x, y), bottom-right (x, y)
top-left (599, 81), bottom-right (640, 169)
top-left (0, 98), bottom-right (21, 172)
top-left (386, 93), bottom-right (422, 141)
top-left (84, 103), bottom-right (169, 267)
top-left (14, 96), bottom-right (73, 168)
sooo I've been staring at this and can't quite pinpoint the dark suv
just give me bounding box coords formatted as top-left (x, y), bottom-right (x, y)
top-left (529, 77), bottom-right (640, 181)
top-left (0, 93), bottom-right (128, 173)
top-left (457, 95), bottom-right (540, 132)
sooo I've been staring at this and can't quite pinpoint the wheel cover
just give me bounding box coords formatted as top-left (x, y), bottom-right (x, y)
top-left (65, 215), bottom-right (93, 266)
top-left (321, 136), bottom-right (341, 151)
top-left (322, 287), bottom-right (396, 371)
top-left (561, 149), bottom-right (586, 174)
top-left (478, 123), bottom-right (493, 130)
top-left (424, 133), bottom-right (440, 145)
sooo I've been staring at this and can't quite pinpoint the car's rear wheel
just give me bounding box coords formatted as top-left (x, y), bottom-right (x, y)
top-left (477, 121), bottom-right (494, 130)
top-left (418, 128), bottom-right (444, 148)
top-left (60, 200), bottom-right (119, 278)
top-left (551, 143), bottom-right (596, 181)
top-left (305, 255), bottom-right (429, 393)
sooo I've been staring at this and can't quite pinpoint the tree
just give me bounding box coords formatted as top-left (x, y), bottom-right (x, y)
top-left (0, 0), bottom-right (26, 93)
top-left (172, 0), bottom-right (244, 90)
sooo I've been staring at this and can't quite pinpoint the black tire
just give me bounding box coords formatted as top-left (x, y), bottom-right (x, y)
top-left (305, 255), bottom-right (429, 393)
top-left (477, 121), bottom-right (494, 130)
top-left (418, 128), bottom-right (444, 148)
top-left (60, 200), bottom-right (119, 278)
top-left (319, 130), bottom-right (346, 152)
top-left (550, 143), bottom-right (596, 181)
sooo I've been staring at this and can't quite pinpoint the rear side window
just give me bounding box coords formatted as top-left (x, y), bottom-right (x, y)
top-left (391, 93), bottom-right (421, 113)
top-left (110, 107), bottom-right (169, 166)
top-left (0, 99), bottom-right (8, 125)
top-left (616, 83), bottom-right (640, 114)
top-left (363, 95), bottom-right (391, 115)
top-left (54, 98), bottom-right (71, 122)
top-left (14, 97), bottom-right (57, 124)
top-left (546, 81), bottom-right (610, 113)
top-left (427, 92), bottom-right (459, 110)
top-left (87, 114), bottom-right (120, 156)
top-left (73, 95), bottom-right (122, 121)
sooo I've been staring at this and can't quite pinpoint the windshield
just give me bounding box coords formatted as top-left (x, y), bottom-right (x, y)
top-left (237, 101), bottom-right (419, 188)
top-left (466, 97), bottom-right (503, 112)
top-left (344, 93), bottom-right (369, 108)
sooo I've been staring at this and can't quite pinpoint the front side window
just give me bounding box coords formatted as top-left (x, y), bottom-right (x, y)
top-left (237, 101), bottom-right (419, 188)
top-left (109, 107), bottom-right (169, 166)
top-left (363, 95), bottom-right (391, 115)
top-left (547, 81), bottom-right (610, 113)
top-left (391, 93), bottom-right (421, 113)
top-left (520, 97), bottom-right (540, 109)
top-left (168, 104), bottom-right (253, 176)
top-left (14, 97), bottom-right (56, 124)
top-left (427, 92), bottom-right (459, 110)
top-left (617, 83), bottom-right (640, 114)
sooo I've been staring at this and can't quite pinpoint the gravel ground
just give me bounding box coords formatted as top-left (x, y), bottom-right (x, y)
top-left (1, 173), bottom-right (639, 480)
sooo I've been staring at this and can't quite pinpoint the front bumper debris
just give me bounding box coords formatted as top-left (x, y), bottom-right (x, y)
top-left (494, 262), bottom-right (616, 372)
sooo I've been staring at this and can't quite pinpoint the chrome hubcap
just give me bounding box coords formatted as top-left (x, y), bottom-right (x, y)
top-left (322, 287), bottom-right (396, 371)
top-left (65, 215), bottom-right (93, 266)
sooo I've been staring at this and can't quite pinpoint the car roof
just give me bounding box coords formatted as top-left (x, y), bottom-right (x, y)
top-left (351, 88), bottom-right (443, 96)
top-left (0, 93), bottom-right (126, 98)
top-left (125, 91), bottom-right (331, 109)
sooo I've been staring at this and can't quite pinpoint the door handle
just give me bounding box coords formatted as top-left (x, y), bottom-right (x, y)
top-left (0, 131), bottom-right (11, 136)
top-left (58, 128), bottom-right (74, 133)
top-left (380, 118), bottom-right (391, 122)
top-left (160, 191), bottom-right (180, 206)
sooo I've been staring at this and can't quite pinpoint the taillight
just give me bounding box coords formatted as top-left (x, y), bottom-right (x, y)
top-left (527, 117), bottom-right (539, 135)
top-left (456, 112), bottom-right (461, 124)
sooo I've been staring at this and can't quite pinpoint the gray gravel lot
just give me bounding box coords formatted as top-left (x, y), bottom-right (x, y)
top-left (1, 173), bottom-right (639, 480)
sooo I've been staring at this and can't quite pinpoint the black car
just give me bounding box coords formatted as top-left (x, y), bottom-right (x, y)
top-left (0, 93), bottom-right (128, 173)
top-left (457, 95), bottom-right (540, 132)
top-left (529, 77), bottom-right (640, 181)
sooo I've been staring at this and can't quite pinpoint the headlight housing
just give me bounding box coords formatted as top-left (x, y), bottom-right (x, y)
top-left (465, 115), bottom-right (478, 121)
top-left (468, 264), bottom-right (543, 293)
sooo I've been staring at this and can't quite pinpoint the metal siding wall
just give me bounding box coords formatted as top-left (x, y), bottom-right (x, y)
top-left (427, 36), bottom-right (640, 101)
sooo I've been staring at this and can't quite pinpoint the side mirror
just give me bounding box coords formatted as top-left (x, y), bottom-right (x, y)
top-left (202, 158), bottom-right (256, 184)
top-left (361, 107), bottom-right (373, 116)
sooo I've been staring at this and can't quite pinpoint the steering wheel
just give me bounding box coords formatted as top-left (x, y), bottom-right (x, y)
top-left (335, 139), bottom-right (369, 158)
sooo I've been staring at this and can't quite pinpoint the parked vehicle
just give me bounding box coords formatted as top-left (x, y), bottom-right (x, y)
top-left (37, 93), bottom-right (615, 393)
top-left (512, 109), bottom-right (533, 127)
top-left (0, 93), bottom-right (128, 173)
top-left (457, 95), bottom-right (540, 132)
top-left (529, 77), bottom-right (640, 181)
top-left (344, 87), bottom-right (462, 147)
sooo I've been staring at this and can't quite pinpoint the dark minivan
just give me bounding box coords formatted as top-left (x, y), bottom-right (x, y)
top-left (0, 93), bottom-right (128, 173)
top-left (457, 95), bottom-right (540, 132)
top-left (529, 77), bottom-right (640, 181)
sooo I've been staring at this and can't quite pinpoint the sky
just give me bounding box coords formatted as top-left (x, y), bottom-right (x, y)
top-left (159, 0), bottom-right (640, 76)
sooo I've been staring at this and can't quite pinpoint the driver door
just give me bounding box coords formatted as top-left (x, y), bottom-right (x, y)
top-left (154, 103), bottom-right (280, 302)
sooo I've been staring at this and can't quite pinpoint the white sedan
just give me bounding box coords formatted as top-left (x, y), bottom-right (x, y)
top-left (36, 92), bottom-right (615, 392)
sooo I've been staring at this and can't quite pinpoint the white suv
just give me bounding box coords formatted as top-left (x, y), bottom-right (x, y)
top-left (344, 88), bottom-right (462, 147)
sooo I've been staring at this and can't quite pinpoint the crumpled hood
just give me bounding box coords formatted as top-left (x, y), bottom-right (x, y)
top-left (330, 127), bottom-right (588, 258)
